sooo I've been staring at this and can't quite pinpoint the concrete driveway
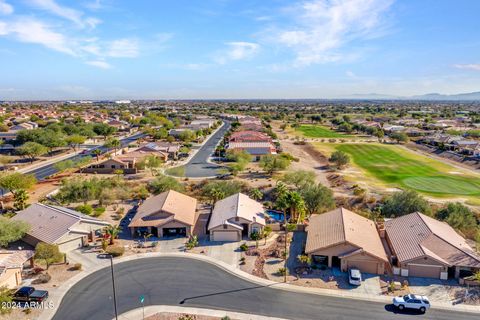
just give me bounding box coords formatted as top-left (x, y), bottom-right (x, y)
top-left (408, 277), bottom-right (459, 302)
top-left (349, 272), bottom-right (382, 295)
top-left (199, 239), bottom-right (241, 267)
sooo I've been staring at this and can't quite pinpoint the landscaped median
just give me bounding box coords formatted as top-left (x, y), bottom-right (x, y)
top-left (41, 252), bottom-right (480, 320)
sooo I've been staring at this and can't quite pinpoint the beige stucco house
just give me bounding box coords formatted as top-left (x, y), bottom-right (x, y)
top-left (12, 203), bottom-right (110, 253)
top-left (128, 190), bottom-right (197, 238)
top-left (385, 212), bottom-right (480, 279)
top-left (208, 193), bottom-right (266, 242)
top-left (0, 250), bottom-right (34, 289)
top-left (305, 208), bottom-right (388, 275)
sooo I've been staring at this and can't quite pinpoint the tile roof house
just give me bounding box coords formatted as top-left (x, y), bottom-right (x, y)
top-left (12, 203), bottom-right (110, 252)
top-left (128, 190), bottom-right (197, 238)
top-left (305, 208), bottom-right (388, 274)
top-left (136, 142), bottom-right (180, 159)
top-left (208, 193), bottom-right (265, 242)
top-left (0, 250), bottom-right (34, 289)
top-left (227, 142), bottom-right (277, 160)
top-left (385, 212), bottom-right (480, 279)
top-left (229, 130), bottom-right (272, 143)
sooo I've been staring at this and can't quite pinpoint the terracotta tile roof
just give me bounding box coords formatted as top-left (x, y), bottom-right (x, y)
top-left (208, 193), bottom-right (266, 230)
top-left (385, 212), bottom-right (480, 267)
top-left (129, 190), bottom-right (197, 228)
top-left (11, 203), bottom-right (109, 244)
top-left (305, 207), bottom-right (388, 262)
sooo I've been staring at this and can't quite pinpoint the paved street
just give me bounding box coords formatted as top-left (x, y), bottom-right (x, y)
top-left (183, 121), bottom-right (231, 177)
top-left (23, 132), bottom-right (145, 181)
top-left (52, 257), bottom-right (478, 320)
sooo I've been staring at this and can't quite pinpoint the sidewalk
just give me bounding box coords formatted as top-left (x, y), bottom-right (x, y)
top-left (117, 305), bottom-right (288, 320)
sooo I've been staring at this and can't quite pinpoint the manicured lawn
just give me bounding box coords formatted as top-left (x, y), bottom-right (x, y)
top-left (332, 143), bottom-right (480, 196)
top-left (296, 125), bottom-right (352, 138)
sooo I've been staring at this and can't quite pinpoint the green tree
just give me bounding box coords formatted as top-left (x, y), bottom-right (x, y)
top-left (0, 217), bottom-right (30, 247)
top-left (301, 183), bottom-right (335, 216)
top-left (382, 190), bottom-right (432, 217)
top-left (93, 123), bottom-right (117, 139)
top-left (13, 189), bottom-right (29, 211)
top-left (0, 286), bottom-right (13, 315)
top-left (329, 150), bottom-right (350, 169)
top-left (249, 188), bottom-right (263, 201)
top-left (38, 129), bottom-right (67, 154)
top-left (178, 129), bottom-right (196, 142)
top-left (201, 180), bottom-right (245, 204)
top-left (17, 141), bottom-right (48, 163)
top-left (148, 174), bottom-right (184, 194)
top-left (104, 225), bottom-right (121, 245)
top-left (92, 149), bottom-right (102, 161)
top-left (65, 135), bottom-right (86, 151)
top-left (437, 202), bottom-right (478, 236)
top-left (276, 190), bottom-right (306, 223)
top-left (259, 154), bottom-right (291, 174)
top-left (0, 172), bottom-right (36, 194)
top-left (139, 155), bottom-right (163, 176)
top-left (281, 170), bottom-right (316, 189)
top-left (390, 132), bottom-right (409, 144)
top-left (104, 138), bottom-right (121, 154)
top-left (34, 243), bottom-right (63, 269)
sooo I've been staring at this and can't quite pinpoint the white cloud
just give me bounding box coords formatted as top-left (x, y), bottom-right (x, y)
top-left (454, 64), bottom-right (480, 71)
top-left (85, 60), bottom-right (111, 69)
top-left (0, 0), bottom-right (13, 15)
top-left (29, 0), bottom-right (101, 29)
top-left (3, 17), bottom-right (75, 55)
top-left (216, 41), bottom-right (259, 64)
top-left (107, 38), bottom-right (139, 58)
top-left (276, 0), bottom-right (394, 66)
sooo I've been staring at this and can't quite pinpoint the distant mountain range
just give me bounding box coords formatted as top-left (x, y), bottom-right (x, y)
top-left (347, 91), bottom-right (480, 101)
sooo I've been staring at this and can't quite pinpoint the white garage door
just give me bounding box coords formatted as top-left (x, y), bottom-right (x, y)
top-left (212, 231), bottom-right (239, 242)
top-left (58, 238), bottom-right (83, 252)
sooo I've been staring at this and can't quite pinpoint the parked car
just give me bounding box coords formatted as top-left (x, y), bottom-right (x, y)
top-left (393, 294), bottom-right (430, 313)
top-left (348, 268), bottom-right (362, 286)
top-left (13, 287), bottom-right (49, 303)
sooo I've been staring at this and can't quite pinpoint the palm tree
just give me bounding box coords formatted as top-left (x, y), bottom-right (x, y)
top-left (92, 149), bottom-right (102, 162)
top-left (104, 225), bottom-right (121, 245)
top-left (105, 138), bottom-right (121, 155)
top-left (275, 181), bottom-right (288, 198)
top-left (249, 188), bottom-right (263, 201)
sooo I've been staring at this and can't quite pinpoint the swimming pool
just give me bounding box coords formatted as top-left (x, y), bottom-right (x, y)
top-left (266, 210), bottom-right (289, 222)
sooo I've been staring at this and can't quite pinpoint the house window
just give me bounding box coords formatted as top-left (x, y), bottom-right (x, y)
top-left (235, 217), bottom-right (239, 222)
top-left (223, 224), bottom-right (228, 229)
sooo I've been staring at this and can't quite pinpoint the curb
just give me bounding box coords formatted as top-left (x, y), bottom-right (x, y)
top-left (116, 305), bottom-right (288, 320)
top-left (40, 252), bottom-right (480, 320)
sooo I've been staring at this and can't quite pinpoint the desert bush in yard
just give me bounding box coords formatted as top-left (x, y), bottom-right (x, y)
top-left (0, 286), bottom-right (13, 315)
top-left (297, 254), bottom-right (312, 266)
top-left (277, 267), bottom-right (287, 276)
top-left (32, 273), bottom-right (51, 284)
top-left (221, 317), bottom-right (231, 320)
top-left (239, 243), bottom-right (248, 251)
top-left (92, 206), bottom-right (106, 217)
top-left (71, 263), bottom-right (82, 271)
top-left (35, 243), bottom-right (63, 269)
top-left (106, 246), bottom-right (125, 257)
top-left (76, 204), bottom-right (93, 215)
top-left (382, 190), bottom-right (432, 217)
top-left (185, 235), bottom-right (199, 250)
top-left (329, 150), bottom-right (350, 169)
top-left (178, 315), bottom-right (195, 320)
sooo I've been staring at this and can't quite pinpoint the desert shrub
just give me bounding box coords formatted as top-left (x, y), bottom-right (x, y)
top-left (106, 246), bottom-right (125, 257)
top-left (32, 273), bottom-right (51, 284)
top-left (71, 263), bottom-right (82, 271)
top-left (239, 243), bottom-right (248, 251)
top-left (76, 204), bottom-right (93, 215)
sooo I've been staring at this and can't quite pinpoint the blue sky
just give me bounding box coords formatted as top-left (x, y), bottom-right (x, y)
top-left (1, 0), bottom-right (480, 100)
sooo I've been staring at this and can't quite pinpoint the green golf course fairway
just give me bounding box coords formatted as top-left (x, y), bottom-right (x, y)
top-left (334, 143), bottom-right (480, 196)
top-left (296, 125), bottom-right (352, 138)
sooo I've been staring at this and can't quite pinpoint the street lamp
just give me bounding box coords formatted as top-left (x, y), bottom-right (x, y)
top-left (109, 255), bottom-right (119, 320)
